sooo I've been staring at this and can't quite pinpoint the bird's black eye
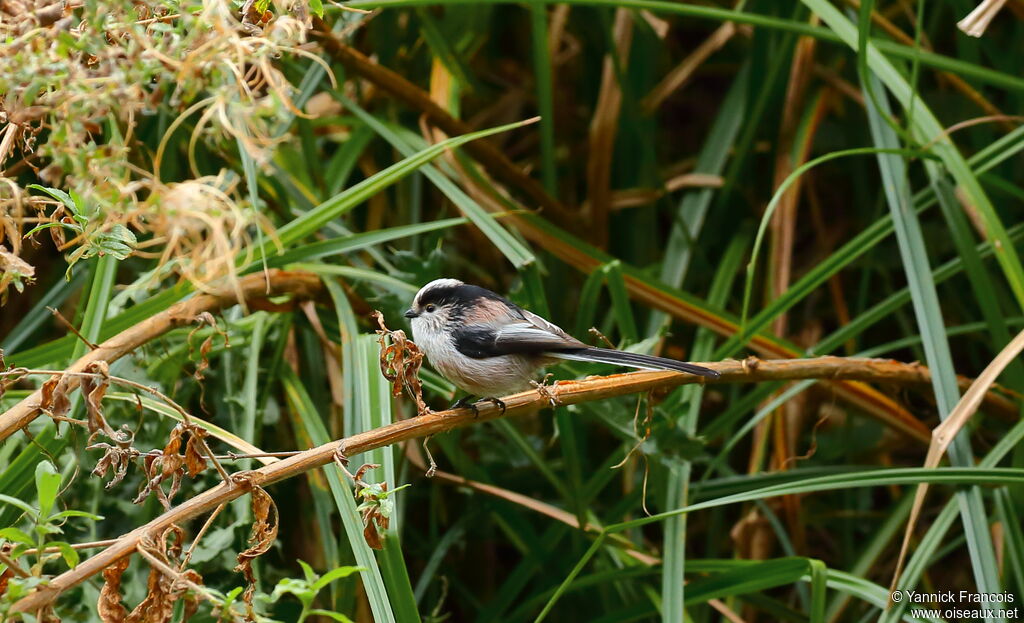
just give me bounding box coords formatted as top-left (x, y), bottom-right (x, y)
top-left (424, 304), bottom-right (437, 313)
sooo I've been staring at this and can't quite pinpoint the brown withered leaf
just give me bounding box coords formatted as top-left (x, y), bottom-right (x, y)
top-left (89, 434), bottom-right (139, 490)
top-left (363, 521), bottom-right (384, 550)
top-left (81, 360), bottom-right (114, 438)
top-left (160, 425), bottom-right (185, 477)
top-left (372, 310), bottom-right (429, 415)
top-left (183, 428), bottom-right (209, 478)
top-left (188, 312), bottom-right (229, 382)
top-left (179, 569), bottom-right (204, 621)
top-left (163, 523), bottom-right (186, 560)
top-left (48, 207), bottom-right (67, 247)
top-left (40, 374), bottom-right (71, 419)
top-left (125, 565), bottom-right (173, 623)
top-left (126, 525), bottom-right (188, 623)
top-left (134, 426), bottom-right (186, 507)
top-left (352, 464), bottom-right (390, 550)
top-left (234, 485), bottom-right (278, 611)
top-left (98, 557), bottom-right (130, 623)
top-left (0, 566), bottom-right (12, 600)
top-left (360, 487), bottom-right (390, 551)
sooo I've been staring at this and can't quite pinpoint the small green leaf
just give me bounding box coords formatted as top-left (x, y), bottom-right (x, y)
top-left (309, 0), bottom-right (324, 18)
top-left (0, 527), bottom-right (36, 547)
top-left (223, 586), bottom-right (244, 607)
top-left (35, 523), bottom-right (63, 537)
top-left (93, 224), bottom-right (137, 260)
top-left (269, 577), bottom-right (316, 607)
top-left (35, 460), bottom-right (61, 520)
top-left (312, 566), bottom-right (364, 593)
top-left (307, 610), bottom-right (355, 623)
top-left (53, 541), bottom-right (79, 568)
top-left (297, 559), bottom-right (318, 584)
top-left (26, 184), bottom-right (83, 221)
top-left (0, 493), bottom-right (40, 519)
top-left (23, 221), bottom-right (81, 238)
top-left (50, 509), bottom-right (104, 521)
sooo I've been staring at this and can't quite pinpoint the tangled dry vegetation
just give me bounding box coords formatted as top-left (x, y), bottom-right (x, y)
top-left (0, 0), bottom-right (322, 301)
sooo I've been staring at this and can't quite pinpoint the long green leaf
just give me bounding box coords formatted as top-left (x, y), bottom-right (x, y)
top-left (864, 72), bottom-right (998, 597)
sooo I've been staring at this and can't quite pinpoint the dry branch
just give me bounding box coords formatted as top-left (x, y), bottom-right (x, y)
top-left (0, 269), bottom-right (322, 442)
top-left (11, 355), bottom-right (1021, 613)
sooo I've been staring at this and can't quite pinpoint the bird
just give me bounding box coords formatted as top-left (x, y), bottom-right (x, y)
top-left (403, 278), bottom-right (719, 412)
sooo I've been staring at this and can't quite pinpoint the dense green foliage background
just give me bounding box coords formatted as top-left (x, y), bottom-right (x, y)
top-left (1, 0), bottom-right (1024, 621)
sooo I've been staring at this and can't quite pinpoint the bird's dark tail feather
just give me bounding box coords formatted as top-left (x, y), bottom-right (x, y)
top-left (551, 347), bottom-right (720, 379)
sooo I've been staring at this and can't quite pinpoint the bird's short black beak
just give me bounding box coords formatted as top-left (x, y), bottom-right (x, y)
top-left (403, 308), bottom-right (418, 319)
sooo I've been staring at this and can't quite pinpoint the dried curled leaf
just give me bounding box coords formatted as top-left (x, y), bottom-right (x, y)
top-left (127, 526), bottom-right (186, 623)
top-left (126, 565), bottom-right (173, 623)
top-left (134, 426), bottom-right (186, 507)
top-left (89, 430), bottom-right (138, 490)
top-left (98, 557), bottom-right (130, 623)
top-left (234, 485), bottom-right (279, 611)
top-left (350, 463), bottom-right (409, 551)
top-left (188, 311), bottom-right (229, 383)
top-left (40, 374), bottom-right (71, 420)
top-left (373, 310), bottom-right (429, 415)
top-left (183, 428), bottom-right (209, 478)
top-left (81, 360), bottom-right (115, 439)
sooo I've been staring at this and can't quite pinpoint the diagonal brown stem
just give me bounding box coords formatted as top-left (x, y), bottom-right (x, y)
top-left (0, 270), bottom-right (322, 442)
top-left (11, 355), bottom-right (1021, 613)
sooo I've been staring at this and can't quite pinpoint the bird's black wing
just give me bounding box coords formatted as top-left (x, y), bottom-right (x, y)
top-left (452, 320), bottom-right (583, 359)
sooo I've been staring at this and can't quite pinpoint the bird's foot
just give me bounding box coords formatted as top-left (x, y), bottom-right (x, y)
top-left (448, 395), bottom-right (480, 418)
top-left (478, 397), bottom-right (506, 416)
top-left (448, 396), bottom-right (506, 417)
top-left (530, 374), bottom-right (559, 408)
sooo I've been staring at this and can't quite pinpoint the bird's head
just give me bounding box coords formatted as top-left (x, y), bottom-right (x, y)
top-left (404, 278), bottom-right (466, 332)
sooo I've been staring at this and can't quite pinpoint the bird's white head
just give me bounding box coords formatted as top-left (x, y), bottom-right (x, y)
top-left (403, 278), bottom-right (465, 337)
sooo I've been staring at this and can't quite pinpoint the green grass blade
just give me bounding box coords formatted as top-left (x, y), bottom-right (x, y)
top-left (802, 0), bottom-right (1024, 312)
top-left (256, 115), bottom-right (538, 262)
top-left (529, 2), bottom-right (557, 195)
top-left (864, 72), bottom-right (999, 596)
top-left (339, 96), bottom-right (536, 268)
top-left (268, 218), bottom-right (467, 267)
top-left (283, 366), bottom-right (400, 623)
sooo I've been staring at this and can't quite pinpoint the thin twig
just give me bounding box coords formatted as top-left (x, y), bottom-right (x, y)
top-left (46, 306), bottom-right (98, 350)
top-left (179, 504), bottom-right (226, 570)
top-left (0, 548), bottom-right (31, 578)
top-left (135, 546), bottom-right (211, 601)
top-left (21, 539), bottom-right (119, 555)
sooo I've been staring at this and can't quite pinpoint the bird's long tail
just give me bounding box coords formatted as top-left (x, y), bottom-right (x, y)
top-left (550, 347), bottom-right (720, 378)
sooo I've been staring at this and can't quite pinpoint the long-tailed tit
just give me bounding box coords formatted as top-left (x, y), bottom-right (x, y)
top-left (404, 278), bottom-right (719, 410)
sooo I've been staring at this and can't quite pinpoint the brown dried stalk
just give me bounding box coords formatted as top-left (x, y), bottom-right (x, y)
top-left (11, 355), bottom-right (1022, 614)
top-left (0, 269), bottom-right (322, 441)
